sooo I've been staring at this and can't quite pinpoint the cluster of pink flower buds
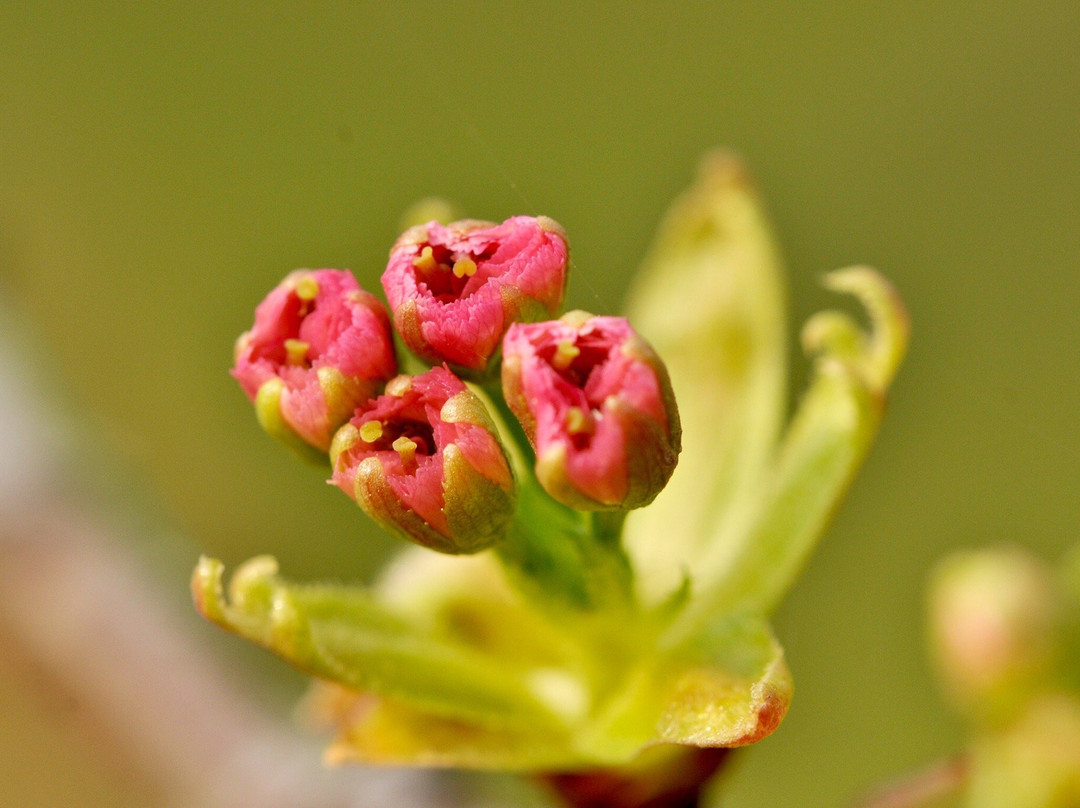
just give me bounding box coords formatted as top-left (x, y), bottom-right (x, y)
top-left (233, 216), bottom-right (681, 553)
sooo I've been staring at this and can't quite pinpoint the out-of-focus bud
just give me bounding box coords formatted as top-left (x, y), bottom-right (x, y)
top-left (330, 366), bottom-right (515, 554)
top-left (233, 269), bottom-right (397, 457)
top-left (502, 311), bottom-right (681, 511)
top-left (968, 692), bottom-right (1080, 808)
top-left (929, 546), bottom-right (1062, 723)
top-left (381, 216), bottom-right (568, 373)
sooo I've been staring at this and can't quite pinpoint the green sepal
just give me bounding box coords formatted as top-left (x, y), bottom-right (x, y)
top-left (352, 455), bottom-right (460, 553)
top-left (442, 442), bottom-right (516, 552)
top-left (254, 378), bottom-right (329, 465)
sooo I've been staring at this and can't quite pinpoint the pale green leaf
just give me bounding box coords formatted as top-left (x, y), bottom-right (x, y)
top-left (311, 611), bottom-right (790, 770)
top-left (576, 612), bottom-right (790, 762)
top-left (670, 267), bottom-right (909, 637)
top-left (192, 555), bottom-right (566, 730)
top-left (371, 547), bottom-right (601, 679)
top-left (314, 685), bottom-right (580, 770)
top-left (622, 152), bottom-right (788, 604)
top-left (651, 612), bottom-right (791, 748)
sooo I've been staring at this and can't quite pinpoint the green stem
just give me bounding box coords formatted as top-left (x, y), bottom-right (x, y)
top-left (479, 380), bottom-right (635, 612)
top-left (499, 465), bottom-right (635, 612)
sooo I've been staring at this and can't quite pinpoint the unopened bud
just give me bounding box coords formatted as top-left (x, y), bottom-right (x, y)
top-left (929, 546), bottom-right (1062, 722)
top-left (382, 216), bottom-right (569, 373)
top-left (330, 367), bottom-right (515, 554)
top-left (502, 312), bottom-right (681, 510)
top-left (233, 269), bottom-right (397, 455)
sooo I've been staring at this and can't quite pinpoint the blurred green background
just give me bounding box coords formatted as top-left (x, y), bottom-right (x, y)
top-left (2, 2), bottom-right (1078, 806)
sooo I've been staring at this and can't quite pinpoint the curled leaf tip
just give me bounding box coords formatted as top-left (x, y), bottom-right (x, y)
top-left (230, 554), bottom-right (280, 588)
top-left (802, 266), bottom-right (909, 395)
top-left (654, 618), bottom-right (793, 750)
top-left (191, 555), bottom-right (227, 625)
top-left (191, 554), bottom-right (285, 646)
top-left (736, 677), bottom-right (791, 746)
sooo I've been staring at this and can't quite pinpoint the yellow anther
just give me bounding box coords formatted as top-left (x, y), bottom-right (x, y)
top-left (385, 376), bottom-right (412, 397)
top-left (551, 340), bottom-right (581, 371)
top-left (392, 436), bottom-right (418, 464)
top-left (295, 275), bottom-right (320, 301)
top-left (560, 309), bottom-right (592, 329)
top-left (284, 338), bottom-right (310, 366)
top-left (359, 420), bottom-right (383, 443)
top-left (565, 407), bottom-right (592, 435)
top-left (412, 246), bottom-right (438, 272)
top-left (452, 257), bottom-right (477, 279)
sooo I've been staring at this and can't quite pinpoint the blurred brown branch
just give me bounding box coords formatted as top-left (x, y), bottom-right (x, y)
top-left (0, 306), bottom-right (439, 808)
top-left (851, 758), bottom-right (968, 808)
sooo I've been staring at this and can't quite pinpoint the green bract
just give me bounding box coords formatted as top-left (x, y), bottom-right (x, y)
top-left (196, 152), bottom-right (908, 771)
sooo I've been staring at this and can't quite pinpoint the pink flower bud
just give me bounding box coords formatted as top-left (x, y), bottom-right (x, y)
top-left (381, 216), bottom-right (569, 372)
top-left (502, 312), bottom-right (681, 511)
top-left (929, 547), bottom-right (1062, 720)
top-left (232, 269), bottom-right (397, 455)
top-left (330, 366), bottom-right (515, 554)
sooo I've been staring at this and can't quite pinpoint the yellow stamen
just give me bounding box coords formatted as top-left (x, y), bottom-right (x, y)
top-left (295, 275), bottom-right (319, 301)
top-left (551, 340), bottom-right (580, 371)
top-left (392, 436), bottom-right (418, 465)
top-left (565, 407), bottom-right (592, 435)
top-left (284, 338), bottom-right (310, 366)
top-left (359, 420), bottom-right (383, 443)
top-left (452, 257), bottom-right (477, 279)
top-left (412, 246), bottom-right (437, 272)
top-left (385, 376), bottom-right (412, 397)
